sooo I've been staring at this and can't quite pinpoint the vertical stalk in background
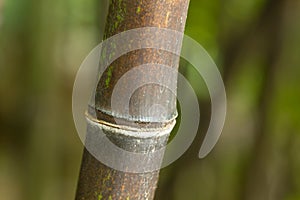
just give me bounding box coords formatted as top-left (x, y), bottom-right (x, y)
top-left (76, 0), bottom-right (190, 199)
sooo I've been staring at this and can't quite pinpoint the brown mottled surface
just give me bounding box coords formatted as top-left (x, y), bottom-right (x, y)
top-left (76, 148), bottom-right (160, 200)
top-left (96, 0), bottom-right (190, 124)
top-left (76, 0), bottom-right (190, 199)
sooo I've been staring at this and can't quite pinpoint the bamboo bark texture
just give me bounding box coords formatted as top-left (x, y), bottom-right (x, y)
top-left (75, 0), bottom-right (190, 199)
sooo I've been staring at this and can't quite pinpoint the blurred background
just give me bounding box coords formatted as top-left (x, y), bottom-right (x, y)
top-left (0, 0), bottom-right (299, 199)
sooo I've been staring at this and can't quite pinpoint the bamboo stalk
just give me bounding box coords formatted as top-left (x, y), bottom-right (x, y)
top-left (75, 0), bottom-right (190, 199)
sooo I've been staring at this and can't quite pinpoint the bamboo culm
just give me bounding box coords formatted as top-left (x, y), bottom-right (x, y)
top-left (75, 0), bottom-right (190, 199)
